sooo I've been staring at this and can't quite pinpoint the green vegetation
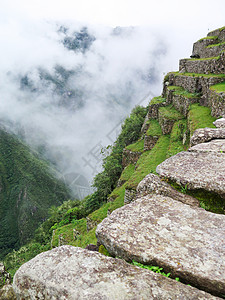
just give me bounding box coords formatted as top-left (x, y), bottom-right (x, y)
top-left (146, 119), bottom-right (162, 136)
top-left (206, 42), bottom-right (225, 48)
top-left (0, 128), bottom-right (70, 260)
top-left (197, 36), bottom-right (218, 42)
top-left (159, 104), bottom-right (184, 120)
top-left (167, 119), bottom-right (188, 158)
top-left (126, 135), bottom-right (170, 189)
top-left (188, 103), bottom-right (216, 136)
top-left (150, 96), bottom-right (166, 105)
top-left (167, 86), bottom-right (200, 99)
top-left (90, 105), bottom-right (147, 210)
top-left (172, 71), bottom-right (225, 79)
top-left (187, 56), bottom-right (220, 61)
top-left (210, 81), bottom-right (225, 93)
top-left (167, 181), bottom-right (225, 214)
top-left (119, 164), bottom-right (135, 182)
top-left (131, 261), bottom-right (180, 280)
top-left (126, 139), bottom-right (144, 152)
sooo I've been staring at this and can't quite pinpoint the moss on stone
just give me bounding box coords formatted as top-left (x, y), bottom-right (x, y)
top-left (99, 245), bottom-right (111, 257)
top-left (166, 180), bottom-right (224, 214)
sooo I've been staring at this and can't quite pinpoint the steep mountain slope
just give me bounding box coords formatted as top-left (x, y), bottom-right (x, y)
top-left (0, 127), bottom-right (70, 259)
top-left (1, 26), bottom-right (225, 299)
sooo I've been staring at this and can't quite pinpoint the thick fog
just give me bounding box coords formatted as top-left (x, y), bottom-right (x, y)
top-left (1, 0), bottom-right (225, 198)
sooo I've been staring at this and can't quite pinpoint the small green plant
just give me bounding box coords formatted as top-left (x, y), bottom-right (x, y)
top-left (180, 184), bottom-right (188, 194)
top-left (131, 261), bottom-right (172, 278)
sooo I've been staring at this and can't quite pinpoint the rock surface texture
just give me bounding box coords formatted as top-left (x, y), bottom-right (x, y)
top-left (190, 127), bottom-right (225, 146)
top-left (136, 173), bottom-right (199, 206)
top-left (13, 245), bottom-right (218, 300)
top-left (96, 195), bottom-right (225, 297)
top-left (189, 139), bottom-right (225, 153)
top-left (156, 151), bottom-right (225, 197)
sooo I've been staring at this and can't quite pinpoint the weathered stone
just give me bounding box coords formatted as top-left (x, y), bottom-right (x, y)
top-left (209, 88), bottom-right (225, 118)
top-left (156, 151), bottom-right (225, 197)
top-left (213, 118), bottom-right (225, 128)
top-left (137, 173), bottom-right (199, 206)
top-left (13, 245), bottom-right (219, 299)
top-left (124, 188), bottom-right (137, 204)
top-left (86, 217), bottom-right (98, 232)
top-left (166, 73), bottom-right (225, 97)
top-left (122, 149), bottom-right (142, 168)
top-left (148, 102), bottom-right (167, 119)
top-left (189, 139), bottom-right (225, 153)
top-left (0, 284), bottom-right (16, 300)
top-left (158, 112), bottom-right (175, 135)
top-left (144, 135), bottom-right (158, 151)
top-left (179, 52), bottom-right (225, 74)
top-left (207, 27), bottom-right (225, 42)
top-left (96, 195), bottom-right (225, 297)
top-left (191, 36), bottom-right (219, 58)
top-left (190, 127), bottom-right (225, 146)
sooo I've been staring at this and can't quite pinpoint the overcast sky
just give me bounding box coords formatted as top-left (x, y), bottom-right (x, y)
top-left (3, 0), bottom-right (225, 29)
top-left (0, 0), bottom-right (225, 192)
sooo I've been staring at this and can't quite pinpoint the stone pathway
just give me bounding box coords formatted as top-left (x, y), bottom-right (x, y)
top-left (13, 246), bottom-right (219, 299)
top-left (96, 194), bottom-right (225, 296)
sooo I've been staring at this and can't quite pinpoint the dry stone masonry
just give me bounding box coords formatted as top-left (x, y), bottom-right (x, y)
top-left (3, 26), bottom-right (225, 299)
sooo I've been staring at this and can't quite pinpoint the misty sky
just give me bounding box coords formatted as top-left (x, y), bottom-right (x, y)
top-left (0, 0), bottom-right (225, 197)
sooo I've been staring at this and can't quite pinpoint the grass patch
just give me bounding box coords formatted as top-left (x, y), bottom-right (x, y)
top-left (167, 120), bottom-right (188, 158)
top-left (188, 103), bottom-right (216, 136)
top-left (187, 56), bottom-right (220, 61)
top-left (126, 135), bottom-right (170, 189)
top-left (159, 104), bottom-right (184, 120)
top-left (171, 71), bottom-right (225, 79)
top-left (146, 119), bottom-right (162, 136)
top-left (197, 36), bottom-right (218, 42)
top-left (210, 81), bottom-right (225, 93)
top-left (167, 86), bottom-right (200, 99)
top-left (126, 139), bottom-right (144, 152)
top-left (150, 96), bottom-right (166, 105)
top-left (120, 164), bottom-right (135, 182)
top-left (206, 42), bottom-right (225, 48)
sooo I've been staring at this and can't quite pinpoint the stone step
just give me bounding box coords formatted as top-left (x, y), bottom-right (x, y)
top-left (191, 36), bottom-right (220, 58)
top-left (122, 148), bottom-right (142, 168)
top-left (192, 39), bottom-right (225, 59)
top-left (158, 104), bottom-right (184, 135)
top-left (164, 72), bottom-right (225, 107)
top-left (209, 82), bottom-right (225, 117)
top-left (164, 85), bottom-right (200, 117)
top-left (13, 245), bottom-right (219, 299)
top-left (148, 96), bottom-right (167, 119)
top-left (190, 127), bottom-right (225, 146)
top-left (190, 139), bottom-right (225, 153)
top-left (207, 27), bottom-right (225, 41)
top-left (179, 51), bottom-right (225, 74)
top-left (96, 194), bottom-right (225, 297)
top-left (156, 150), bottom-right (225, 198)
